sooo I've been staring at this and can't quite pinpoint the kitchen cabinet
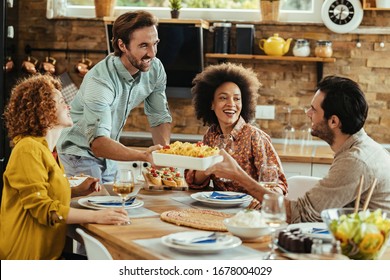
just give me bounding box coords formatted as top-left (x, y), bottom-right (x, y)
top-left (117, 161), bottom-right (150, 175)
top-left (282, 162), bottom-right (331, 179)
top-left (205, 53), bottom-right (336, 83)
top-left (282, 162), bottom-right (312, 178)
top-left (311, 163), bottom-right (331, 178)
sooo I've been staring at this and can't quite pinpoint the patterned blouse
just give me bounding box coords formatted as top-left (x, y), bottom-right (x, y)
top-left (185, 117), bottom-right (288, 194)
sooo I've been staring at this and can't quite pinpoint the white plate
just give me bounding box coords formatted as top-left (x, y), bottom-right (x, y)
top-left (86, 196), bottom-right (137, 208)
top-left (191, 191), bottom-right (252, 207)
top-left (166, 231), bottom-right (234, 248)
top-left (202, 191), bottom-right (250, 202)
top-left (287, 222), bottom-right (333, 242)
top-left (161, 232), bottom-right (242, 253)
top-left (152, 151), bottom-right (223, 171)
top-left (78, 196), bottom-right (144, 210)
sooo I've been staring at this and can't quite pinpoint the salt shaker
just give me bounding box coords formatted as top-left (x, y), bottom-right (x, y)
top-left (330, 240), bottom-right (342, 254)
top-left (293, 39), bottom-right (310, 57)
top-left (311, 239), bottom-right (323, 255)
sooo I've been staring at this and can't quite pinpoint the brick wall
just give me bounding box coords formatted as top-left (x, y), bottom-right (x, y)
top-left (15, 0), bottom-right (390, 143)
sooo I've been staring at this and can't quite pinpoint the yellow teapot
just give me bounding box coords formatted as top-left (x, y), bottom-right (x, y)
top-left (259, 34), bottom-right (292, 56)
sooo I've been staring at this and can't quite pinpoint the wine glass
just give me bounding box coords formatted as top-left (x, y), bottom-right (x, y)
top-left (261, 193), bottom-right (286, 260)
top-left (299, 106), bottom-right (313, 153)
top-left (300, 106), bottom-right (312, 141)
top-left (258, 164), bottom-right (279, 192)
top-left (215, 134), bottom-right (234, 182)
top-left (283, 106), bottom-right (295, 152)
top-left (113, 169), bottom-right (134, 225)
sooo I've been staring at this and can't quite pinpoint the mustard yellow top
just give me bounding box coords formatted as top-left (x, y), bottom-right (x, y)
top-left (0, 136), bottom-right (71, 259)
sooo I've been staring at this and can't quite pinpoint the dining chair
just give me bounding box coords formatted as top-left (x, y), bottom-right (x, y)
top-left (75, 228), bottom-right (113, 260)
top-left (286, 175), bottom-right (321, 200)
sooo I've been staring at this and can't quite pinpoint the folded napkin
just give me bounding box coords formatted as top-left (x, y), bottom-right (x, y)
top-left (209, 191), bottom-right (247, 200)
top-left (311, 228), bottom-right (330, 234)
top-left (88, 197), bottom-right (135, 206)
top-left (170, 232), bottom-right (223, 245)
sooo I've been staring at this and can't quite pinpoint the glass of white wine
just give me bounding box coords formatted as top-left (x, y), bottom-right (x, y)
top-left (113, 169), bottom-right (134, 225)
top-left (261, 193), bottom-right (287, 260)
top-left (258, 164), bottom-right (279, 192)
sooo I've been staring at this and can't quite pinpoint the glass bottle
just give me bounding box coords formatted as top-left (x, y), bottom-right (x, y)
top-left (315, 40), bottom-right (333, 58)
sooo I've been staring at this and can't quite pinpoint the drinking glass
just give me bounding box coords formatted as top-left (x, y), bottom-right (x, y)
top-left (261, 193), bottom-right (287, 260)
top-left (113, 169), bottom-right (134, 225)
top-left (215, 134), bottom-right (234, 182)
top-left (283, 106), bottom-right (295, 152)
top-left (299, 106), bottom-right (312, 154)
top-left (300, 106), bottom-right (312, 141)
top-left (258, 164), bottom-right (279, 192)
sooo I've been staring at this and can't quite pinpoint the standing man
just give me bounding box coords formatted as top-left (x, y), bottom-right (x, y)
top-left (57, 11), bottom-right (172, 183)
top-left (205, 75), bottom-right (390, 223)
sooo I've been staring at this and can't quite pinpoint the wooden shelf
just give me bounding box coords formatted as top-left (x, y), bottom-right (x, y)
top-left (205, 53), bottom-right (336, 63)
top-left (159, 19), bottom-right (209, 29)
top-left (103, 17), bottom-right (209, 29)
top-left (205, 53), bottom-right (336, 83)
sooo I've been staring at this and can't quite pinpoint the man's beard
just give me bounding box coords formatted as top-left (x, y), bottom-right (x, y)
top-left (311, 119), bottom-right (335, 146)
top-left (125, 52), bottom-right (153, 72)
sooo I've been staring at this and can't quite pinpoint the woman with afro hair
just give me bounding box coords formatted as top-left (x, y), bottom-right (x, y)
top-left (185, 63), bottom-right (287, 194)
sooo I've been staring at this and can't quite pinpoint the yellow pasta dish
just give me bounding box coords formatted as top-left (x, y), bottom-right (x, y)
top-left (157, 141), bottom-right (220, 158)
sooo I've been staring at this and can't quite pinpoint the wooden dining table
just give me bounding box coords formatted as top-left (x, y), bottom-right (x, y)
top-left (73, 187), bottom-right (390, 260)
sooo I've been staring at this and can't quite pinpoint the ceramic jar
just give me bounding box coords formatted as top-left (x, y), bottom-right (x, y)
top-left (293, 39), bottom-right (310, 57)
top-left (315, 40), bottom-right (333, 58)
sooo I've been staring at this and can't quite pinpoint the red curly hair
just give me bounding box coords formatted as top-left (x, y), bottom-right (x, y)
top-left (3, 74), bottom-right (62, 139)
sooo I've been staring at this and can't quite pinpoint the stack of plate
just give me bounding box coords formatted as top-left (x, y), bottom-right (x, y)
top-left (190, 191), bottom-right (252, 207)
top-left (78, 196), bottom-right (144, 210)
top-left (161, 230), bottom-right (242, 253)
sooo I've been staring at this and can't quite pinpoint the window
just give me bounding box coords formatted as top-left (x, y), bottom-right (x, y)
top-left (62, 0), bottom-right (322, 23)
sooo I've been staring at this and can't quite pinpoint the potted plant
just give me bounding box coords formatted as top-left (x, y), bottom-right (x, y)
top-left (169, 0), bottom-right (182, 19)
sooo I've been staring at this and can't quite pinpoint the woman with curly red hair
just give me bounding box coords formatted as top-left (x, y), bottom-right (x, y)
top-left (0, 74), bottom-right (129, 260)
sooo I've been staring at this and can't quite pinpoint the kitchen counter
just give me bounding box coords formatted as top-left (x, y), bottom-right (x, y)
top-left (120, 131), bottom-right (334, 164)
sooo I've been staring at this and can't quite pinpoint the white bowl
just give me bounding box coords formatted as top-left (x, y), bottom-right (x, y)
top-left (223, 218), bottom-right (271, 240)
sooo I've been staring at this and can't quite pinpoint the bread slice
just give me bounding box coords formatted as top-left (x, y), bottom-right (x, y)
top-left (162, 177), bottom-right (177, 187)
top-left (148, 172), bottom-right (162, 185)
top-left (173, 176), bottom-right (184, 187)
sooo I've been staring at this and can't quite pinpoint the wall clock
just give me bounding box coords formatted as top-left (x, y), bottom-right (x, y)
top-left (321, 0), bottom-right (364, 33)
